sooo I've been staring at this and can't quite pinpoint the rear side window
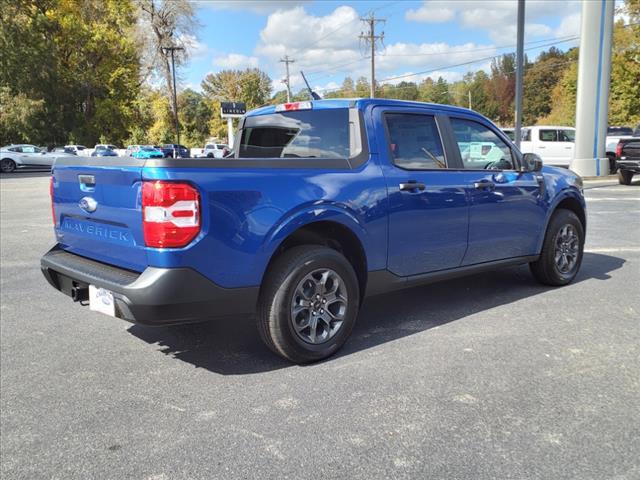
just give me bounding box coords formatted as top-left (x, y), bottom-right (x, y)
top-left (385, 113), bottom-right (446, 169)
top-left (451, 118), bottom-right (514, 170)
top-left (239, 109), bottom-right (351, 159)
top-left (539, 129), bottom-right (558, 142)
top-left (559, 129), bottom-right (575, 142)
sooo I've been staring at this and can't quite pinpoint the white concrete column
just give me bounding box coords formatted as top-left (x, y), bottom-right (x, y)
top-left (227, 117), bottom-right (235, 149)
top-left (571, 0), bottom-right (615, 177)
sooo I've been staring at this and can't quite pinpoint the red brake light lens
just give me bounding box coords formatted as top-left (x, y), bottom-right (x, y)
top-left (275, 101), bottom-right (312, 112)
top-left (615, 141), bottom-right (623, 158)
top-left (142, 181), bottom-right (200, 248)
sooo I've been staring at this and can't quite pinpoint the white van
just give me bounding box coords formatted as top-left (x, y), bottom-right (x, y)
top-left (519, 126), bottom-right (575, 167)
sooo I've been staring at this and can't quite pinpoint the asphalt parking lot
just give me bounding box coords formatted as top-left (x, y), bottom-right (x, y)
top-left (1, 171), bottom-right (639, 479)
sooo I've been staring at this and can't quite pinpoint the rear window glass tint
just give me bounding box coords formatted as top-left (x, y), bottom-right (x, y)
top-left (239, 109), bottom-right (350, 159)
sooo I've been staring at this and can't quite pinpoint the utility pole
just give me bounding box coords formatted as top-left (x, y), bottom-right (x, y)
top-left (359, 13), bottom-right (385, 98)
top-left (162, 46), bottom-right (184, 147)
top-left (468, 90), bottom-right (472, 110)
top-left (514, 0), bottom-right (525, 149)
top-left (280, 55), bottom-right (295, 102)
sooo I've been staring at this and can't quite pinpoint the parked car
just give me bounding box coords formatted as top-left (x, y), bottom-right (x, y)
top-left (0, 144), bottom-right (72, 173)
top-left (203, 143), bottom-right (229, 158)
top-left (64, 145), bottom-right (88, 155)
top-left (52, 146), bottom-right (76, 155)
top-left (615, 138), bottom-right (640, 185)
top-left (91, 145), bottom-right (118, 157)
top-left (606, 127), bottom-right (634, 173)
top-left (42, 99), bottom-right (586, 363)
top-left (519, 126), bottom-right (575, 167)
top-left (158, 144), bottom-right (189, 158)
top-left (131, 145), bottom-right (164, 159)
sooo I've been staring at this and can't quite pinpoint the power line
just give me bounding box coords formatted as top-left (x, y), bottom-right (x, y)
top-left (359, 13), bottom-right (385, 98)
top-left (377, 37), bottom-right (580, 84)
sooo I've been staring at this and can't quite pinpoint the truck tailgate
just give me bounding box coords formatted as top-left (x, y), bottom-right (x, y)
top-left (52, 158), bottom-right (146, 272)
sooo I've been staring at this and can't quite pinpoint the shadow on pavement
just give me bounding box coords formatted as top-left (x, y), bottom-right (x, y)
top-left (127, 252), bottom-right (625, 375)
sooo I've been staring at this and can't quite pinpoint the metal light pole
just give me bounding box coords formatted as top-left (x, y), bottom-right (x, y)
top-left (162, 46), bottom-right (184, 147)
top-left (514, 0), bottom-right (525, 149)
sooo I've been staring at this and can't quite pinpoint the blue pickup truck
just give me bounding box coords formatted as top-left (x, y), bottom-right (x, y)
top-left (41, 99), bottom-right (586, 363)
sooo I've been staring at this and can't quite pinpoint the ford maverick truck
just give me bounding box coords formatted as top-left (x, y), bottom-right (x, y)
top-left (41, 99), bottom-right (586, 363)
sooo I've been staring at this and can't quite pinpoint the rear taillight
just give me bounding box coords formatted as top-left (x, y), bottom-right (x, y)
top-left (142, 181), bottom-right (200, 248)
top-left (50, 176), bottom-right (56, 226)
top-left (615, 141), bottom-right (623, 158)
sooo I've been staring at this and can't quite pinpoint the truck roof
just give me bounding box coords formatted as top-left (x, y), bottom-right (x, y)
top-left (247, 98), bottom-right (483, 118)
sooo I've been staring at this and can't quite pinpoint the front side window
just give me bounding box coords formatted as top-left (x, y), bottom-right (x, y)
top-left (522, 128), bottom-right (531, 141)
top-left (559, 129), bottom-right (575, 142)
top-left (238, 109), bottom-right (351, 159)
top-left (385, 113), bottom-right (446, 169)
top-left (22, 146), bottom-right (36, 153)
top-left (539, 129), bottom-right (558, 142)
top-left (451, 118), bottom-right (514, 170)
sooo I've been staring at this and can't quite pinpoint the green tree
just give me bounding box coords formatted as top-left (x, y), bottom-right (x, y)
top-left (201, 68), bottom-right (272, 110)
top-left (178, 89), bottom-right (213, 147)
top-left (0, 0), bottom-right (142, 145)
top-left (0, 88), bottom-right (45, 145)
top-left (523, 47), bottom-right (569, 125)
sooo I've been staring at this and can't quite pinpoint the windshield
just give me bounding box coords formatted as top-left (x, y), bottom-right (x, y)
top-left (238, 109), bottom-right (351, 159)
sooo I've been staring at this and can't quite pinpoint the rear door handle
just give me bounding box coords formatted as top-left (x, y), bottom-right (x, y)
top-left (399, 181), bottom-right (426, 192)
top-left (473, 179), bottom-right (496, 190)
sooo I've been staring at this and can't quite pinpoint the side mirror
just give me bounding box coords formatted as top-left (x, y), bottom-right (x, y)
top-left (522, 153), bottom-right (543, 172)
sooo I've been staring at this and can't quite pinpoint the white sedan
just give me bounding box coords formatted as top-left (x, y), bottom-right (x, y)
top-left (0, 144), bottom-right (73, 173)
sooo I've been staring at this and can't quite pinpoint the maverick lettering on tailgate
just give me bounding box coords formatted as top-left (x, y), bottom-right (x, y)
top-left (62, 217), bottom-right (131, 244)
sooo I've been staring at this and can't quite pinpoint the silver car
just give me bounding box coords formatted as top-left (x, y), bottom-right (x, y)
top-left (0, 144), bottom-right (73, 173)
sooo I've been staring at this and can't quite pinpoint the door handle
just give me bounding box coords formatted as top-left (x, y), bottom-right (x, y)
top-left (538, 146), bottom-right (546, 149)
top-left (399, 181), bottom-right (426, 192)
top-left (473, 179), bottom-right (496, 190)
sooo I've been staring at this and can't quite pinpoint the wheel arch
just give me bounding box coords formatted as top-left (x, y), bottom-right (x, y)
top-left (537, 189), bottom-right (586, 253)
top-left (261, 212), bottom-right (369, 299)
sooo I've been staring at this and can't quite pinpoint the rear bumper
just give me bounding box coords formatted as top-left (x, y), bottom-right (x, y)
top-left (40, 245), bottom-right (259, 326)
top-left (617, 160), bottom-right (640, 173)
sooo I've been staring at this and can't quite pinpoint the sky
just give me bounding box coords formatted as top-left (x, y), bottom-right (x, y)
top-left (178, 0), bottom-right (621, 96)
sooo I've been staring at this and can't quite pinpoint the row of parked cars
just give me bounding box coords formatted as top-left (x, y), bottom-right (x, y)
top-left (0, 141), bottom-right (232, 172)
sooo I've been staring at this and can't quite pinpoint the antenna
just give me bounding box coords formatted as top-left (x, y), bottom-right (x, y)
top-left (300, 71), bottom-right (322, 100)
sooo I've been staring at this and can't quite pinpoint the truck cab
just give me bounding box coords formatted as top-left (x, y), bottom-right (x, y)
top-left (520, 126), bottom-right (575, 167)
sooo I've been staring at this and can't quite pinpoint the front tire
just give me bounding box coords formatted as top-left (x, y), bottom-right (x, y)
top-left (257, 246), bottom-right (360, 363)
top-left (0, 158), bottom-right (16, 173)
top-left (618, 169), bottom-right (633, 185)
top-left (530, 209), bottom-right (584, 286)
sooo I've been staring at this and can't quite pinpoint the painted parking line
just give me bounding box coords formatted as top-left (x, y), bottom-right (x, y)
top-left (584, 247), bottom-right (640, 253)
top-left (584, 197), bottom-right (640, 201)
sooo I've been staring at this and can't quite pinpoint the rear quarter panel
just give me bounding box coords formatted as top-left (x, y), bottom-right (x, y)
top-left (142, 160), bottom-right (388, 288)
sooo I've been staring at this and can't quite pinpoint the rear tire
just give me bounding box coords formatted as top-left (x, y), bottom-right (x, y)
top-left (530, 209), bottom-right (584, 286)
top-left (618, 169), bottom-right (633, 185)
top-left (0, 158), bottom-right (16, 173)
top-left (257, 245), bottom-right (360, 363)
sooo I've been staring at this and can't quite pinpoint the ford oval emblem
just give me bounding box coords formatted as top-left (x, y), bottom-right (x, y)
top-left (79, 196), bottom-right (98, 213)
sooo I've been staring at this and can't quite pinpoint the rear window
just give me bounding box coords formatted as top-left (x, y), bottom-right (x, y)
top-left (608, 127), bottom-right (633, 135)
top-left (238, 109), bottom-right (351, 159)
top-left (539, 129), bottom-right (558, 142)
